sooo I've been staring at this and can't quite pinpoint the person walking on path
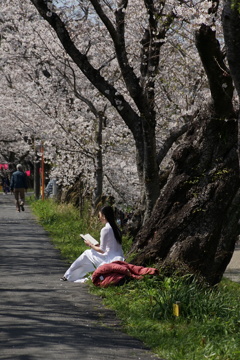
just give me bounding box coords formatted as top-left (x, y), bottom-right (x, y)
top-left (61, 205), bottom-right (124, 282)
top-left (10, 164), bottom-right (28, 212)
top-left (1, 175), bottom-right (10, 194)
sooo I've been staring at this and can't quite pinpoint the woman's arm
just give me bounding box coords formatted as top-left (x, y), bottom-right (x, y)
top-left (84, 240), bottom-right (104, 254)
top-left (84, 225), bottom-right (109, 253)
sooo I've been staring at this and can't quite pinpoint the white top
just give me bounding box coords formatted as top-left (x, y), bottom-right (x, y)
top-left (63, 222), bottom-right (124, 282)
top-left (99, 222), bottom-right (124, 263)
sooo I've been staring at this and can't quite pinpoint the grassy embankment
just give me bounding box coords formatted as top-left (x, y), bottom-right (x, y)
top-left (29, 198), bottom-right (240, 360)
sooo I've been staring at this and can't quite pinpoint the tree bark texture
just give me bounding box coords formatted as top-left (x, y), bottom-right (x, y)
top-left (222, 0), bottom-right (240, 98)
top-left (130, 17), bottom-right (240, 285)
top-left (222, 0), bottom-right (240, 169)
top-left (195, 24), bottom-right (234, 118)
top-left (130, 114), bottom-right (240, 285)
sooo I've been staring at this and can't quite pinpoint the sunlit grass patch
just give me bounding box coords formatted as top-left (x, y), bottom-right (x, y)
top-left (28, 198), bottom-right (101, 262)
top-left (90, 275), bottom-right (240, 360)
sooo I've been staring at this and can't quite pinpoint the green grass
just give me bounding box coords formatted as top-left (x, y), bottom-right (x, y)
top-left (29, 197), bottom-right (103, 262)
top-left (28, 198), bottom-right (240, 360)
top-left (91, 276), bottom-right (240, 360)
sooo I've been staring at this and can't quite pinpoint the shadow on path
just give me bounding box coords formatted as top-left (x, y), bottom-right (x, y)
top-left (0, 194), bottom-right (161, 360)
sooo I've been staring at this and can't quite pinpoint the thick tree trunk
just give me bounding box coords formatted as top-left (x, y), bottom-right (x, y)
top-left (142, 116), bottom-right (160, 222)
top-left (222, 1), bottom-right (240, 97)
top-left (129, 16), bottom-right (240, 285)
top-left (130, 113), bottom-right (240, 285)
top-left (222, 0), bottom-right (240, 167)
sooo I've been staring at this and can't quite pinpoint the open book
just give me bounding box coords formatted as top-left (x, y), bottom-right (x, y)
top-left (80, 233), bottom-right (99, 246)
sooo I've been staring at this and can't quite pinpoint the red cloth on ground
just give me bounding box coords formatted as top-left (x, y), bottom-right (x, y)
top-left (92, 261), bottom-right (159, 288)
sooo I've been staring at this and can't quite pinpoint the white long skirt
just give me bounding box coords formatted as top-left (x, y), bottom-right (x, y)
top-left (63, 249), bottom-right (123, 283)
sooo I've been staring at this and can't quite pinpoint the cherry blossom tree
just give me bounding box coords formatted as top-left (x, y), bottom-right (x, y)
top-left (3, 0), bottom-right (240, 283)
top-left (1, 0), bottom-right (138, 206)
top-left (1, 0), bottom-right (208, 214)
top-left (28, 0), bottom-right (179, 222)
top-left (130, 0), bottom-right (240, 284)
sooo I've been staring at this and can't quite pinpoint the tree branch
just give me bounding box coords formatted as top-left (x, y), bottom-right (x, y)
top-left (195, 24), bottom-right (234, 118)
top-left (30, 0), bottom-right (140, 135)
top-left (91, 0), bottom-right (148, 110)
top-left (222, 0), bottom-right (240, 168)
top-left (157, 123), bottom-right (189, 166)
top-left (140, 0), bottom-right (175, 111)
top-left (222, 0), bottom-right (240, 98)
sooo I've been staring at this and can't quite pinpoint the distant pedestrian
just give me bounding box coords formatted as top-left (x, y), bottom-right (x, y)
top-left (10, 164), bottom-right (28, 212)
top-left (1, 176), bottom-right (10, 194)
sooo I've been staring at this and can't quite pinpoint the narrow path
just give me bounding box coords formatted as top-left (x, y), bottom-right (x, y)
top-left (0, 194), bottom-right (160, 360)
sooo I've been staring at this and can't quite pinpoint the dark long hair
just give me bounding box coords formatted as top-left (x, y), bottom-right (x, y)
top-left (101, 205), bottom-right (122, 244)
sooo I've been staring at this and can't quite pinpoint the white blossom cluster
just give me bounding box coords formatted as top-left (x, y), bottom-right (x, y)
top-left (0, 0), bottom-right (236, 210)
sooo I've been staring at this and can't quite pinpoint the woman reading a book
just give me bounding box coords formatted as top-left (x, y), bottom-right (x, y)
top-left (61, 205), bottom-right (124, 282)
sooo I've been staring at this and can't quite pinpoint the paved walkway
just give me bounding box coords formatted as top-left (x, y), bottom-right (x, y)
top-left (224, 240), bottom-right (240, 283)
top-left (0, 194), bottom-right (161, 360)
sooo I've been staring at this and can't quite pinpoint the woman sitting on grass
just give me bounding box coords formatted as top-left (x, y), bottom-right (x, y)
top-left (61, 205), bottom-right (124, 282)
